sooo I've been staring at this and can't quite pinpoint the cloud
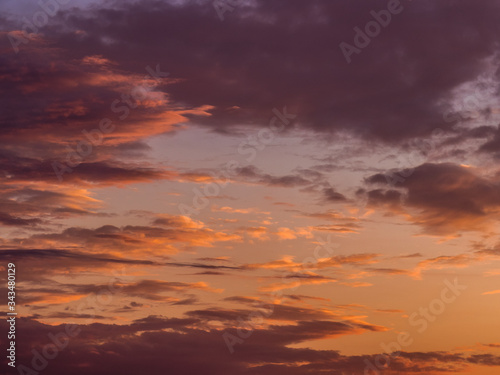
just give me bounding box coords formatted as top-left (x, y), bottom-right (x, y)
top-left (245, 253), bottom-right (379, 272)
top-left (19, 0), bottom-right (500, 145)
top-left (258, 277), bottom-right (337, 292)
top-left (0, 249), bottom-right (157, 283)
top-left (0, 183), bottom-right (107, 228)
top-left (110, 280), bottom-right (222, 300)
top-left (0, 150), bottom-right (175, 186)
top-left (5, 277), bottom-right (221, 306)
top-left (274, 227), bottom-right (313, 240)
top-left (0, 211), bottom-right (41, 227)
top-left (294, 210), bottom-right (363, 233)
top-left (322, 187), bottom-right (348, 202)
top-left (482, 289), bottom-right (500, 295)
top-left (234, 166), bottom-right (321, 188)
top-left (415, 254), bottom-right (478, 275)
top-left (365, 163), bottom-right (500, 235)
top-left (1, 1), bottom-right (500, 373)
top-left (3, 317), bottom-right (497, 375)
top-left (223, 297), bottom-right (340, 322)
top-left (4, 219), bottom-right (241, 255)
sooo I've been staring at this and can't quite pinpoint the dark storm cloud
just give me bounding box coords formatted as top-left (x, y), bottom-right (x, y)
top-left (0, 249), bottom-right (157, 265)
top-left (2, 317), bottom-right (498, 375)
top-left (0, 248), bottom-right (159, 284)
top-left (0, 150), bottom-right (172, 186)
top-left (322, 187), bottom-right (348, 202)
top-left (364, 163), bottom-right (500, 235)
top-left (0, 212), bottom-right (41, 226)
top-left (9, 0), bottom-right (499, 144)
top-left (3, 0), bottom-right (500, 192)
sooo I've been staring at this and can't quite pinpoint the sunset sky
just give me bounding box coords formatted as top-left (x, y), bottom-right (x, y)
top-left (1, 0), bottom-right (500, 374)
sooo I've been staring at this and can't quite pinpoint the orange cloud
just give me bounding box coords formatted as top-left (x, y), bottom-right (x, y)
top-left (482, 290), bottom-right (500, 295)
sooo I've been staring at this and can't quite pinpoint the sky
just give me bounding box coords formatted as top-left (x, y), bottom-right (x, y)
top-left (1, 0), bottom-right (500, 374)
